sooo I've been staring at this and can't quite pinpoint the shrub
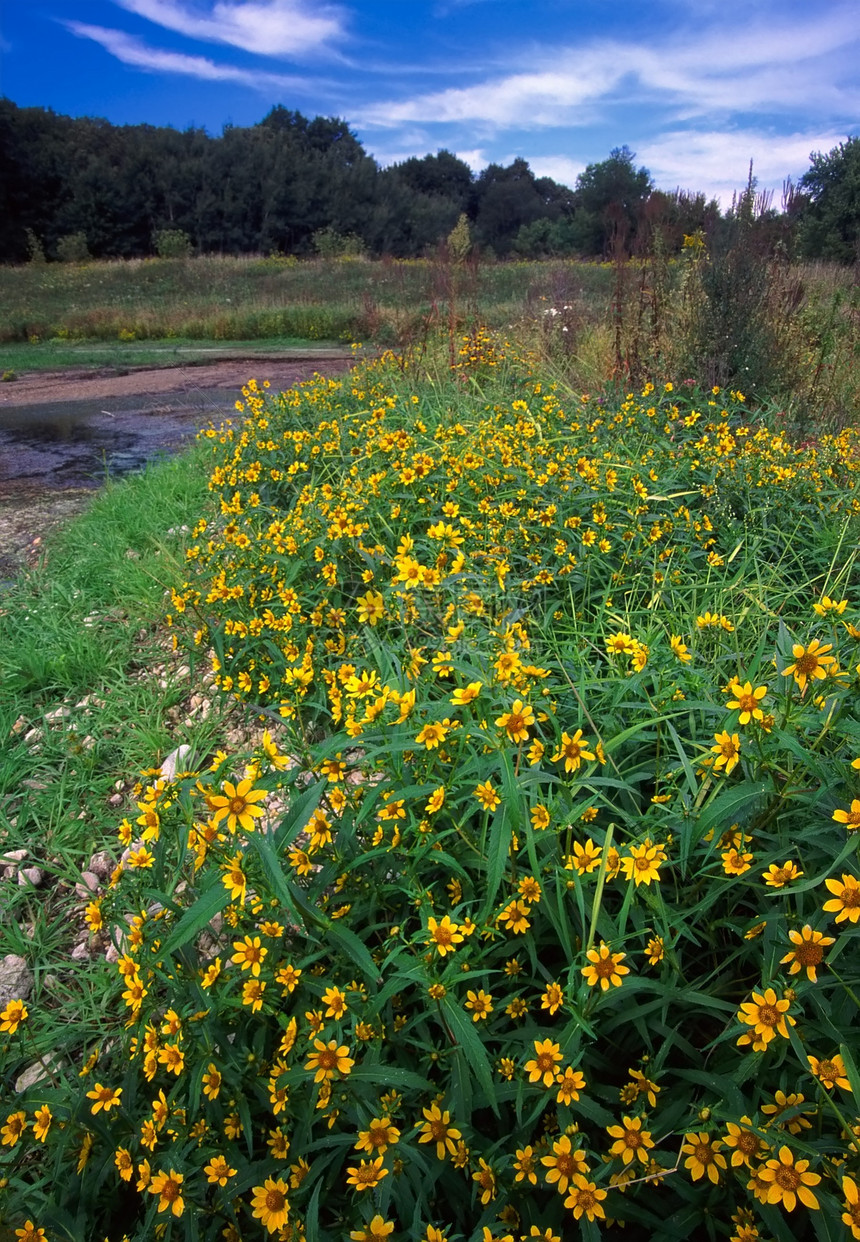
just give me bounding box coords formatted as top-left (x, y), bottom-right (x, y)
top-left (56, 232), bottom-right (91, 264)
top-left (25, 227), bottom-right (46, 265)
top-left (154, 229), bottom-right (193, 259)
top-left (2, 339), bottom-right (860, 1241)
top-left (312, 229), bottom-right (366, 260)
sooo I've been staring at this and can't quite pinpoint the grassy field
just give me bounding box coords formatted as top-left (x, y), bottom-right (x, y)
top-left (0, 337), bottom-right (352, 375)
top-left (1, 329), bottom-right (859, 1239)
top-left (0, 254), bottom-right (614, 349)
top-left (1, 253), bottom-right (857, 433)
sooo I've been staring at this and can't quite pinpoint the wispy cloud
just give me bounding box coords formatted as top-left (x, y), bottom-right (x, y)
top-left (528, 155), bottom-right (586, 188)
top-left (66, 22), bottom-right (314, 90)
top-left (639, 127), bottom-right (852, 203)
top-left (113, 0), bottom-right (346, 59)
top-left (356, 8), bottom-right (859, 131)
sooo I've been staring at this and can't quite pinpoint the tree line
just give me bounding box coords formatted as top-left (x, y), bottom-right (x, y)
top-left (0, 99), bottom-right (856, 264)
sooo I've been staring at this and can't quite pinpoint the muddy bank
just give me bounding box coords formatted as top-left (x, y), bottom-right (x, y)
top-left (0, 351), bottom-right (353, 410)
top-left (0, 353), bottom-right (354, 579)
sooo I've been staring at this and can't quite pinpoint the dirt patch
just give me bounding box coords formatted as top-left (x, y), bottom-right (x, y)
top-left (0, 352), bottom-right (354, 409)
top-left (0, 354), bottom-right (355, 582)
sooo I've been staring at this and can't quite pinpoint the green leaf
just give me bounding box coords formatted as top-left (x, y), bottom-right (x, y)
top-left (348, 1063), bottom-right (434, 1092)
top-left (440, 997), bottom-right (499, 1115)
top-left (682, 779), bottom-right (769, 872)
top-left (665, 720), bottom-right (698, 800)
top-left (839, 1041), bottom-right (860, 1102)
top-left (248, 829), bottom-right (325, 934)
top-left (324, 919), bottom-right (382, 986)
top-left (479, 803), bottom-right (511, 923)
top-left (159, 881), bottom-right (229, 959)
top-left (272, 776), bottom-right (328, 849)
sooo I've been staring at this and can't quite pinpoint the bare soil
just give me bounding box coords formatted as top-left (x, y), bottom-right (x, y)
top-left (0, 354), bottom-right (354, 581)
top-left (0, 352), bottom-right (353, 408)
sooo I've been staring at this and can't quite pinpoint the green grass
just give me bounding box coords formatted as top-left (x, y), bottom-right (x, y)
top-left (0, 336), bottom-right (352, 376)
top-left (0, 443), bottom-right (222, 875)
top-left (0, 253), bottom-right (616, 347)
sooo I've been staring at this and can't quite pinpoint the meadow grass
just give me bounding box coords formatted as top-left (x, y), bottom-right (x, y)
top-left (0, 338), bottom-right (348, 376)
top-left (1, 253), bottom-right (856, 433)
top-left (1, 332), bottom-right (859, 1240)
top-left (0, 255), bottom-right (612, 349)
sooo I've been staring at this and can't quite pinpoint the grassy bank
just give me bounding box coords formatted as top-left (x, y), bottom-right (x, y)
top-left (0, 445), bottom-right (226, 1034)
top-left (0, 254), bottom-right (614, 349)
top-left (1, 253), bottom-right (857, 433)
top-left (1, 336), bottom-right (859, 1240)
top-left (0, 337), bottom-right (352, 376)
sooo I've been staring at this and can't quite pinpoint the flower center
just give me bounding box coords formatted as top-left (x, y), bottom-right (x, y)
top-left (795, 653), bottom-right (818, 674)
top-left (266, 1189), bottom-right (286, 1210)
top-left (775, 1165), bottom-right (801, 1191)
top-left (796, 943), bottom-right (823, 965)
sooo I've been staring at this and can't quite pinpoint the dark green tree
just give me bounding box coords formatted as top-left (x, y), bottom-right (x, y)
top-left (571, 145), bottom-right (653, 255)
top-left (391, 150), bottom-right (474, 212)
top-left (473, 159), bottom-right (572, 256)
top-left (797, 136), bottom-right (860, 262)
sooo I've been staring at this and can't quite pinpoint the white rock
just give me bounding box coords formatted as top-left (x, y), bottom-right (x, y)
top-left (18, 867), bottom-right (44, 888)
top-left (0, 849), bottom-right (28, 866)
top-left (160, 744), bottom-right (192, 780)
top-left (44, 706), bottom-right (71, 723)
top-left (75, 871), bottom-right (100, 898)
top-left (87, 852), bottom-right (114, 881)
top-left (15, 1054), bottom-right (63, 1093)
top-left (70, 942), bottom-right (90, 961)
top-left (0, 954), bottom-right (34, 1007)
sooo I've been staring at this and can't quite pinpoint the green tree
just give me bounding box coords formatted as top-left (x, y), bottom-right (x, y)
top-left (473, 158), bottom-right (571, 256)
top-left (797, 136), bottom-right (860, 262)
top-left (571, 145), bottom-right (653, 255)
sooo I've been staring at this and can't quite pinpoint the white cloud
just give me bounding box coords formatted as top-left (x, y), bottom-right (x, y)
top-left (66, 22), bottom-right (312, 89)
top-left (639, 128), bottom-right (851, 205)
top-left (356, 8), bottom-right (859, 132)
top-left (527, 155), bottom-right (585, 189)
top-left (454, 148), bottom-right (488, 172)
top-left (113, 0), bottom-right (345, 59)
top-left (357, 61), bottom-right (619, 129)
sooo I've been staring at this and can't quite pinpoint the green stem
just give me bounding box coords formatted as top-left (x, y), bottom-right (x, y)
top-left (586, 824), bottom-right (615, 953)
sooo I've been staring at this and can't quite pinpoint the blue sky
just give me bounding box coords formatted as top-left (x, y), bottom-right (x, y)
top-left (2, 0), bottom-right (857, 204)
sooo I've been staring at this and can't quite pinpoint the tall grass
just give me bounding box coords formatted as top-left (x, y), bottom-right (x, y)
top-left (1, 251), bottom-right (856, 428)
top-left (0, 254), bottom-right (613, 348)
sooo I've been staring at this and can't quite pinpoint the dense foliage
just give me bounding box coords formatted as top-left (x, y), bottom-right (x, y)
top-left (798, 137), bottom-right (860, 264)
top-left (0, 99), bottom-right (798, 266)
top-left (2, 335), bottom-right (860, 1241)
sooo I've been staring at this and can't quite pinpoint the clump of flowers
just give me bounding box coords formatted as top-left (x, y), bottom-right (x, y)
top-left (2, 337), bottom-right (859, 1239)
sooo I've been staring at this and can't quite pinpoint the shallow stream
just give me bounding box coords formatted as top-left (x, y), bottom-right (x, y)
top-left (0, 353), bottom-right (353, 579)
